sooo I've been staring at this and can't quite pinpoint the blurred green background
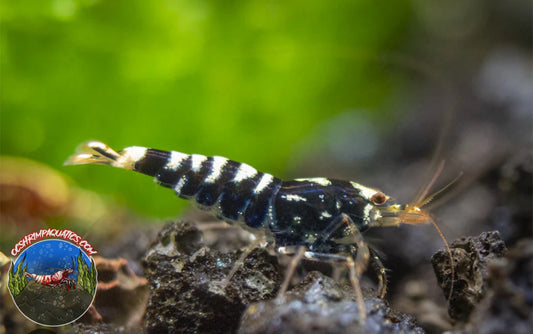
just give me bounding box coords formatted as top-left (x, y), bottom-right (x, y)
top-left (1, 0), bottom-right (412, 217)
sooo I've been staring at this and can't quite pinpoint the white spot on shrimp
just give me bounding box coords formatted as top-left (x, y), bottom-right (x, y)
top-left (350, 182), bottom-right (379, 201)
top-left (191, 154), bottom-right (207, 172)
top-left (124, 147), bottom-right (147, 161)
top-left (281, 194), bottom-right (307, 202)
top-left (295, 177), bottom-right (332, 186)
top-left (267, 204), bottom-right (275, 227)
top-left (205, 156), bottom-right (228, 183)
top-left (363, 204), bottom-right (373, 223)
top-left (305, 234), bottom-right (317, 243)
top-left (320, 211), bottom-right (332, 219)
top-left (114, 146), bottom-right (147, 169)
top-left (233, 163), bottom-right (257, 182)
top-left (293, 216), bottom-right (302, 224)
top-left (253, 173), bottom-right (274, 194)
top-left (174, 176), bottom-right (188, 194)
top-left (165, 151), bottom-right (189, 170)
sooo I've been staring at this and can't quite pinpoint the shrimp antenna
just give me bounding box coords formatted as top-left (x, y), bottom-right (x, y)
top-left (425, 213), bottom-right (454, 302)
top-left (407, 160), bottom-right (455, 303)
top-left (411, 160), bottom-right (445, 209)
top-left (418, 171), bottom-right (464, 209)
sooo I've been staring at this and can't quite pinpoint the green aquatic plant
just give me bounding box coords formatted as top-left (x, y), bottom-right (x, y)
top-left (8, 253), bottom-right (28, 297)
top-left (77, 251), bottom-right (97, 296)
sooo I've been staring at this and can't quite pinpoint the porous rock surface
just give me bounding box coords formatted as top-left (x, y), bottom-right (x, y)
top-left (431, 230), bottom-right (507, 321)
top-left (142, 221), bottom-right (280, 334)
top-left (142, 221), bottom-right (427, 334)
top-left (239, 271), bottom-right (424, 334)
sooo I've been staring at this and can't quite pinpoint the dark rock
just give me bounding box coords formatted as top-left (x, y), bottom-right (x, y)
top-left (142, 221), bottom-right (280, 334)
top-left (142, 222), bottom-right (431, 334)
top-left (239, 271), bottom-right (425, 334)
top-left (431, 231), bottom-right (507, 322)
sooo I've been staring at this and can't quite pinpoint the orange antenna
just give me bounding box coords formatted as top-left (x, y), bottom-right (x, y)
top-left (411, 160), bottom-right (445, 209)
top-left (417, 171), bottom-right (464, 209)
top-left (403, 160), bottom-right (455, 303)
top-left (425, 213), bottom-right (454, 302)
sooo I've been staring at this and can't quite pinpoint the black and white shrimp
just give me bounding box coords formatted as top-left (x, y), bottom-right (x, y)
top-left (66, 141), bottom-right (453, 323)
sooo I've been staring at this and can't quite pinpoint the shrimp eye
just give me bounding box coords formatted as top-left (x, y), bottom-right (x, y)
top-left (371, 192), bottom-right (387, 205)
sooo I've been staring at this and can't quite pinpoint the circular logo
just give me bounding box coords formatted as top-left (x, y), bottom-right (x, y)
top-left (8, 239), bottom-right (97, 326)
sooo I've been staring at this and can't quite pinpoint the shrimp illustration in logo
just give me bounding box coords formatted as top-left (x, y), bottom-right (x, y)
top-left (24, 257), bottom-right (77, 291)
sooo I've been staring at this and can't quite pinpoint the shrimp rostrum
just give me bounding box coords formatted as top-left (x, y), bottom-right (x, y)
top-left (66, 141), bottom-right (451, 322)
